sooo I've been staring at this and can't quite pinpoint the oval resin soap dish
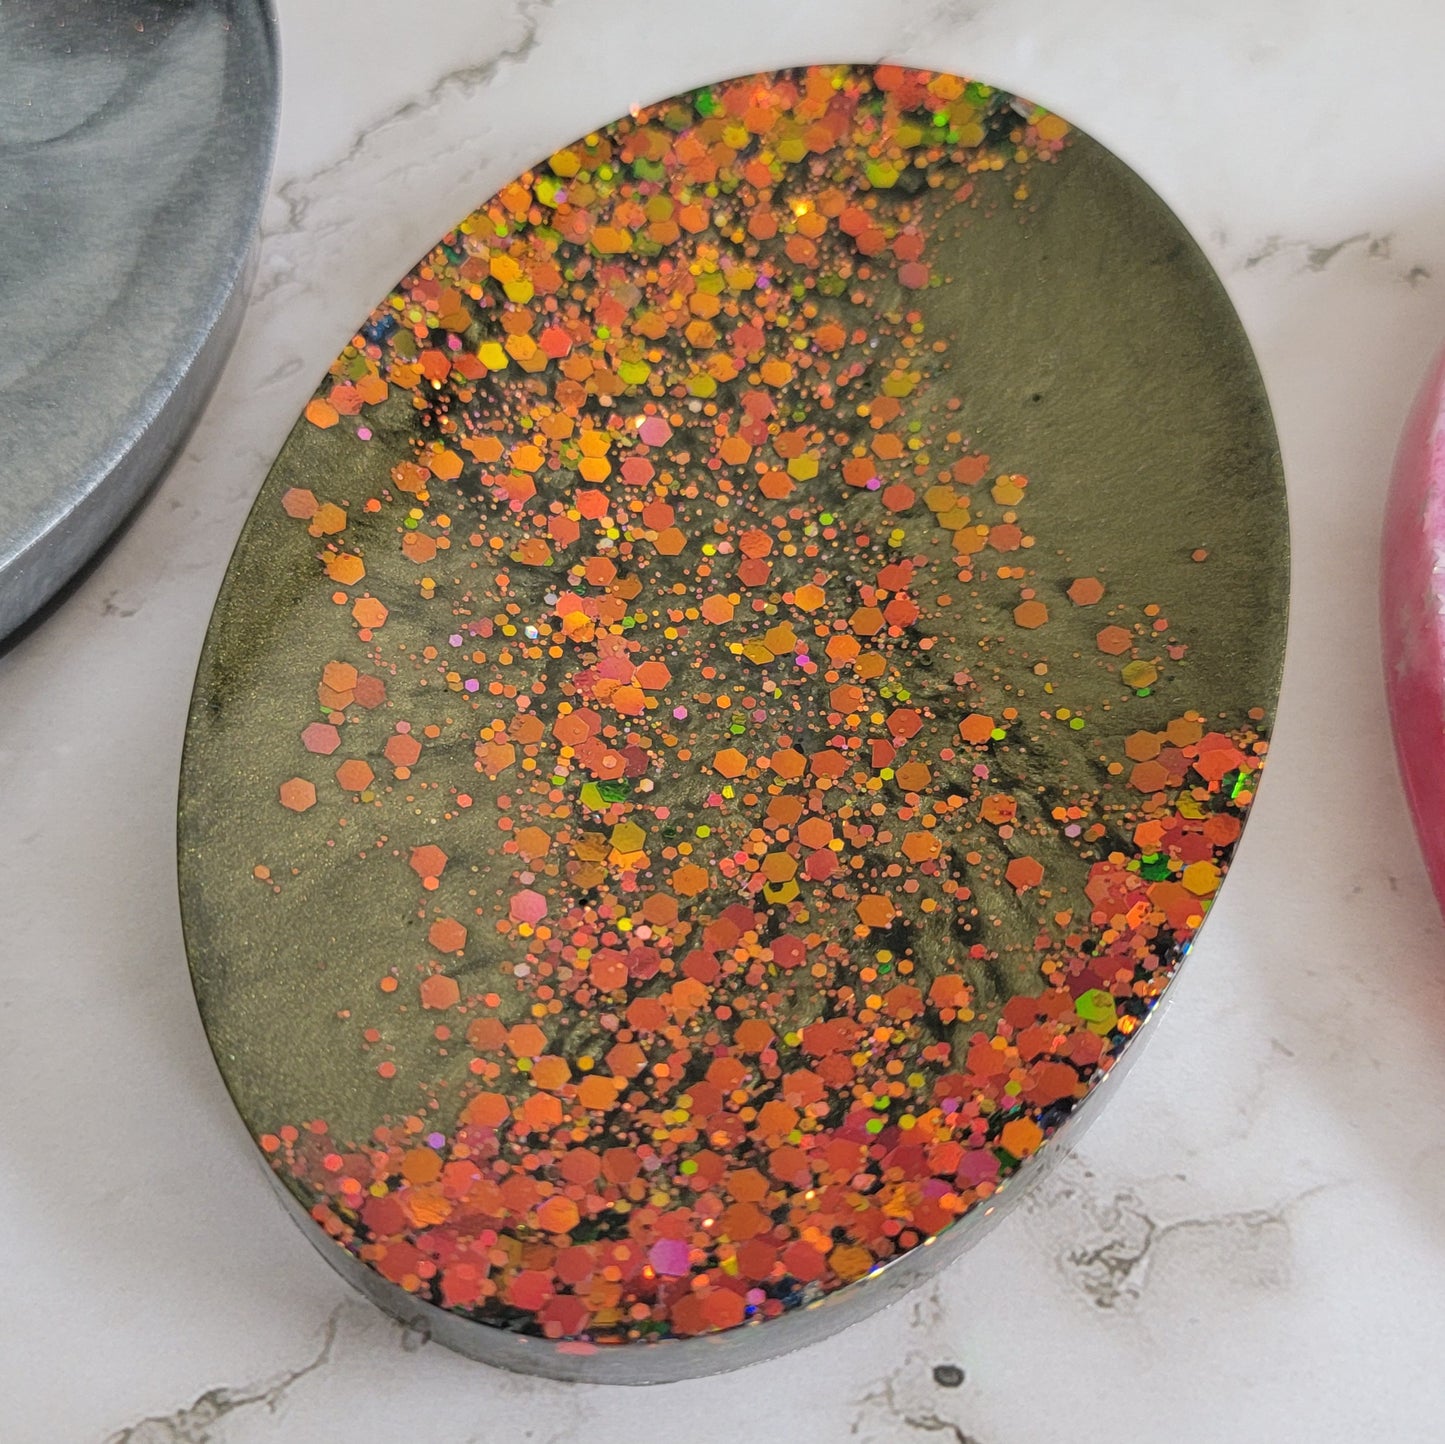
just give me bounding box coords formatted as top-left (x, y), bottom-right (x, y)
top-left (179, 64), bottom-right (1287, 1382)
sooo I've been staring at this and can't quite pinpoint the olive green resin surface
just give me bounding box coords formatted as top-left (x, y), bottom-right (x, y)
top-left (179, 65), bottom-right (1286, 1379)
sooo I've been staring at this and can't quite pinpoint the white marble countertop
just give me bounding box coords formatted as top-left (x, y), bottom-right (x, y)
top-left (4, 1), bottom-right (1444, 1438)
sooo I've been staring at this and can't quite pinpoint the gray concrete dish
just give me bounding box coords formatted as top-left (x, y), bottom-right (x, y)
top-left (0, 0), bottom-right (278, 642)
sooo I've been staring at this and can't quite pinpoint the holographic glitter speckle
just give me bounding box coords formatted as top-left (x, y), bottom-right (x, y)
top-left (181, 66), bottom-right (1286, 1359)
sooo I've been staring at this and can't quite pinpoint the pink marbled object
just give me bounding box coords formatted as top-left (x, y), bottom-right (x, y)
top-left (1384, 346), bottom-right (1445, 911)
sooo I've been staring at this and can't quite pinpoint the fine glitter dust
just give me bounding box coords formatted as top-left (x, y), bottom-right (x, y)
top-left (180, 65), bottom-right (1287, 1382)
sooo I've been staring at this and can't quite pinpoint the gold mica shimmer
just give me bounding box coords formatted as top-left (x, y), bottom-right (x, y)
top-left (180, 66), bottom-right (1285, 1360)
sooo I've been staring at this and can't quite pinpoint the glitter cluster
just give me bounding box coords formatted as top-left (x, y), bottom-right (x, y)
top-left (197, 67), bottom-right (1273, 1350)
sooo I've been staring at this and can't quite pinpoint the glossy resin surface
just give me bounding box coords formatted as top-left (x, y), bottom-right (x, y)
top-left (180, 65), bottom-right (1287, 1380)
